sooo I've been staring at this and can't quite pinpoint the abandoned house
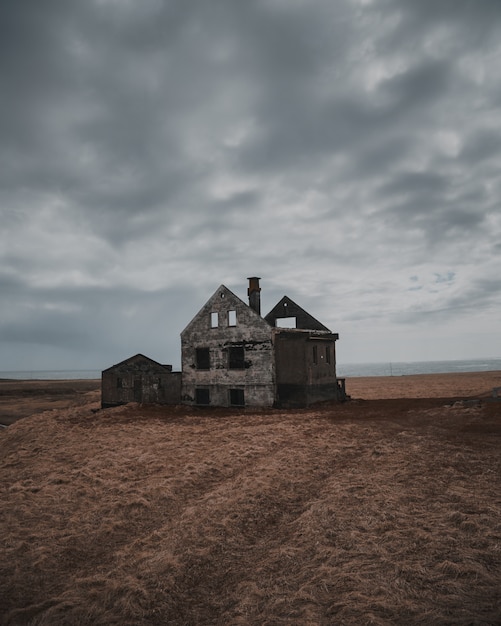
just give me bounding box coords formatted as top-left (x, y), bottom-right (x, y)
top-left (181, 277), bottom-right (346, 408)
top-left (101, 278), bottom-right (346, 409)
top-left (101, 353), bottom-right (181, 408)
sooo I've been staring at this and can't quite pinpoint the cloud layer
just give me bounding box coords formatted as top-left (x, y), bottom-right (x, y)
top-left (1, 0), bottom-right (500, 370)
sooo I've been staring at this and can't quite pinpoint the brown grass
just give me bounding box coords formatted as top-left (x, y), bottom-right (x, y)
top-left (1, 373), bottom-right (500, 624)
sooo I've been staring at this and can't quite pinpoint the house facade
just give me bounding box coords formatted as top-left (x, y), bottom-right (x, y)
top-left (180, 283), bottom-right (276, 407)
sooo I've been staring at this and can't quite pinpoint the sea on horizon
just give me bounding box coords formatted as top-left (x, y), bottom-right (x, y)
top-left (337, 358), bottom-right (501, 378)
top-left (1, 358), bottom-right (501, 380)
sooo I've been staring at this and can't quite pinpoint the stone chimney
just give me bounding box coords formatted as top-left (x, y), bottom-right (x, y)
top-left (247, 277), bottom-right (261, 315)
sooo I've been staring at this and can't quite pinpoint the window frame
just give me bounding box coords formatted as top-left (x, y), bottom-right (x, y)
top-left (228, 345), bottom-right (245, 369)
top-left (195, 388), bottom-right (210, 405)
top-left (195, 347), bottom-right (211, 370)
top-left (229, 388), bottom-right (245, 406)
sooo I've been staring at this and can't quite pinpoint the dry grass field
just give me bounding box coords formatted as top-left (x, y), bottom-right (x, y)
top-left (1, 373), bottom-right (500, 625)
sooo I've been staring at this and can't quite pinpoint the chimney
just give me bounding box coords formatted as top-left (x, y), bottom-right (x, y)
top-left (247, 276), bottom-right (261, 315)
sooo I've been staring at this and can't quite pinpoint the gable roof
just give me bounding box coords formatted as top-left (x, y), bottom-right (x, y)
top-left (264, 295), bottom-right (331, 332)
top-left (102, 353), bottom-right (171, 373)
top-left (181, 283), bottom-right (272, 336)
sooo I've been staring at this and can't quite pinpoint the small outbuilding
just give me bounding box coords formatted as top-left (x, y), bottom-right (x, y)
top-left (101, 353), bottom-right (181, 408)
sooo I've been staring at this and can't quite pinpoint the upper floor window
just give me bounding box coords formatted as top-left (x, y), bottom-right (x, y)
top-left (196, 347), bottom-right (210, 370)
top-left (228, 346), bottom-right (245, 369)
top-left (228, 310), bottom-right (237, 326)
top-left (210, 312), bottom-right (218, 328)
top-left (326, 345), bottom-right (331, 364)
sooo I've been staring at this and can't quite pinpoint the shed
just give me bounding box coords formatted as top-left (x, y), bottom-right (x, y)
top-left (101, 353), bottom-right (181, 408)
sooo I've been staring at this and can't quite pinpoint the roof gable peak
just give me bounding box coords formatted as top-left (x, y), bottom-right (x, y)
top-left (264, 295), bottom-right (331, 332)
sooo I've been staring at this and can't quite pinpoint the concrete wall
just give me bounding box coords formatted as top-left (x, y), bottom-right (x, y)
top-left (181, 286), bottom-right (275, 407)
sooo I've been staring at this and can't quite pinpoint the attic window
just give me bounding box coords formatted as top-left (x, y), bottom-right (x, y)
top-left (228, 310), bottom-right (237, 326)
top-left (276, 317), bottom-right (297, 328)
top-left (211, 312), bottom-right (218, 328)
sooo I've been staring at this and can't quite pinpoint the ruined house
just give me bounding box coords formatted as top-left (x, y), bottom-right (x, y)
top-left (101, 278), bottom-right (346, 409)
top-left (101, 353), bottom-right (181, 408)
top-left (181, 277), bottom-right (346, 408)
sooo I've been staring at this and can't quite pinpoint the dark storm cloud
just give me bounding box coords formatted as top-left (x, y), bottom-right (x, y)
top-left (1, 0), bottom-right (500, 368)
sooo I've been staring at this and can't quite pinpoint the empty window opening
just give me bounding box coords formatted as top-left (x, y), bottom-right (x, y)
top-left (210, 312), bottom-right (218, 328)
top-left (326, 345), bottom-right (331, 364)
top-left (117, 378), bottom-right (123, 388)
top-left (229, 389), bottom-right (245, 406)
top-left (276, 317), bottom-right (297, 328)
top-left (312, 345), bottom-right (318, 365)
top-left (196, 347), bottom-right (210, 370)
top-left (195, 388), bottom-right (210, 405)
top-left (228, 310), bottom-right (237, 326)
top-left (228, 346), bottom-right (245, 369)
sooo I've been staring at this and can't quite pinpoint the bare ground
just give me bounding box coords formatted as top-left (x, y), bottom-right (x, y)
top-left (1, 373), bottom-right (500, 625)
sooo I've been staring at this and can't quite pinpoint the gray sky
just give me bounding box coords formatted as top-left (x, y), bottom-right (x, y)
top-left (1, 0), bottom-right (500, 372)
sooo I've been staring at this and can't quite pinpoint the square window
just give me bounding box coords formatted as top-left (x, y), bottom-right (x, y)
top-left (229, 389), bottom-right (245, 406)
top-left (210, 312), bottom-right (218, 328)
top-left (228, 310), bottom-right (237, 326)
top-left (228, 346), bottom-right (245, 369)
top-left (196, 347), bottom-right (210, 370)
top-left (195, 388), bottom-right (210, 405)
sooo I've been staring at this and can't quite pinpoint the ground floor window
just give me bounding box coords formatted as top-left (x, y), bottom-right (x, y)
top-left (195, 388), bottom-right (210, 405)
top-left (229, 388), bottom-right (245, 406)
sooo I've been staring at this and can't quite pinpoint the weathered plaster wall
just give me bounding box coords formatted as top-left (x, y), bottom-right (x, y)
top-left (181, 286), bottom-right (275, 407)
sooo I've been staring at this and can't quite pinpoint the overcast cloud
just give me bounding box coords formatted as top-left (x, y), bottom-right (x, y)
top-left (1, 0), bottom-right (500, 371)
